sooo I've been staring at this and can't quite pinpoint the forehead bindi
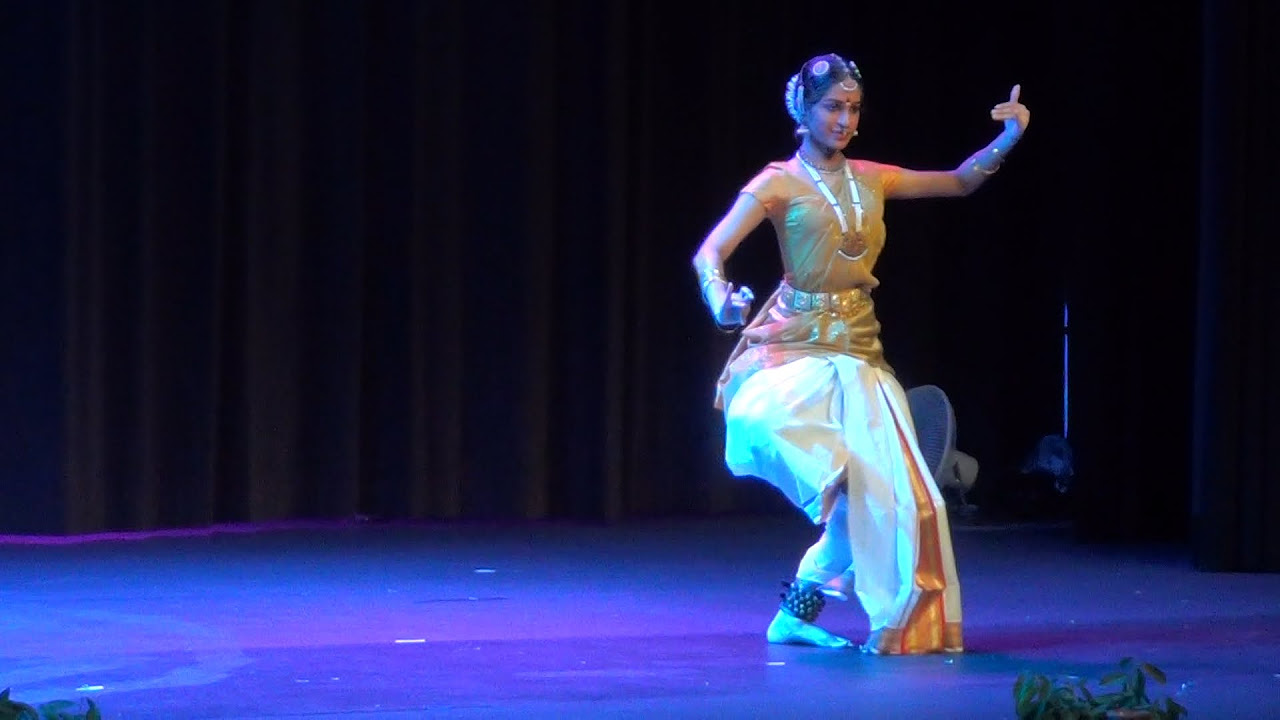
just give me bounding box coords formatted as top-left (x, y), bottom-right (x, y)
top-left (820, 87), bottom-right (863, 106)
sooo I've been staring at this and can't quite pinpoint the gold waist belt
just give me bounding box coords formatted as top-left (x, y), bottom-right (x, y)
top-left (778, 281), bottom-right (870, 314)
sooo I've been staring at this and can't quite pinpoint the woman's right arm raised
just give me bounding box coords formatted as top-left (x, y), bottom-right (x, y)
top-left (690, 193), bottom-right (767, 327)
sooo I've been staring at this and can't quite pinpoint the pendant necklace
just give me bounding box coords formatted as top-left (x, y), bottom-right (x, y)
top-left (796, 152), bottom-right (868, 261)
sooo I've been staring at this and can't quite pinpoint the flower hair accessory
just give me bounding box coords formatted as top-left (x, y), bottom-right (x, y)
top-left (784, 72), bottom-right (805, 123)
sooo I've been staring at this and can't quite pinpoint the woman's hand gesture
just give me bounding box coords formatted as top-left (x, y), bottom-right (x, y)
top-left (991, 84), bottom-right (1030, 136)
top-left (709, 281), bottom-right (754, 329)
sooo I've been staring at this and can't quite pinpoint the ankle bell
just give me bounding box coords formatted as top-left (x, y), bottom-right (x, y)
top-left (778, 579), bottom-right (827, 623)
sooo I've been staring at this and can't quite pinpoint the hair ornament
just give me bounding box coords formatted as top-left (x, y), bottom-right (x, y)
top-left (840, 57), bottom-right (862, 90)
top-left (784, 72), bottom-right (805, 123)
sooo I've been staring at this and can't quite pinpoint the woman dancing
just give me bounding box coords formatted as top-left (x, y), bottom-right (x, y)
top-left (692, 53), bottom-right (1030, 654)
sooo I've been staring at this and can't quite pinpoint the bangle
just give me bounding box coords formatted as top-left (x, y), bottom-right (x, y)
top-left (970, 146), bottom-right (1004, 175)
top-left (713, 319), bottom-right (740, 334)
top-left (970, 132), bottom-right (1020, 175)
top-left (701, 275), bottom-right (727, 296)
top-left (699, 268), bottom-right (727, 304)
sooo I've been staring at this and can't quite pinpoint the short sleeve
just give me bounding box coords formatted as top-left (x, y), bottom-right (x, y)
top-left (740, 163), bottom-right (790, 218)
top-left (873, 162), bottom-right (904, 199)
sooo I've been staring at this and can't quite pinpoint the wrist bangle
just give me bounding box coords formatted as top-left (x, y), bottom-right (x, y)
top-left (973, 132), bottom-right (1020, 175)
top-left (713, 320), bottom-right (740, 334)
top-left (698, 269), bottom-right (727, 304)
top-left (970, 146), bottom-right (1004, 175)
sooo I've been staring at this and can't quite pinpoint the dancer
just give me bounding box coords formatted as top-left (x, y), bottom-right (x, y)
top-left (692, 53), bottom-right (1029, 654)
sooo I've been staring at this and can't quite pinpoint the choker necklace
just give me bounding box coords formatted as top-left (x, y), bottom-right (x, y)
top-left (798, 147), bottom-right (845, 172)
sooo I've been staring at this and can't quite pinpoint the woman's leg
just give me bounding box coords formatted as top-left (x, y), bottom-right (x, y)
top-left (720, 357), bottom-right (873, 650)
top-left (796, 493), bottom-right (853, 585)
top-left (766, 494), bottom-right (856, 648)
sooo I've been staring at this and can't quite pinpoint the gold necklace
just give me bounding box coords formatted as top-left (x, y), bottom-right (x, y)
top-left (795, 153), bottom-right (868, 261)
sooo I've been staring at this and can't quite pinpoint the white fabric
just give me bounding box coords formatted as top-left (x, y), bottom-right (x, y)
top-left (796, 494), bottom-right (855, 595)
top-left (723, 352), bottom-right (962, 632)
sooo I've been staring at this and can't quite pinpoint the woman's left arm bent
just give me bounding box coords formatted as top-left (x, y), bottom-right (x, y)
top-left (881, 84), bottom-right (1031, 200)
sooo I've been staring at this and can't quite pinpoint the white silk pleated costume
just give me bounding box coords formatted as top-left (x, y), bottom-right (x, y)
top-left (714, 157), bottom-right (963, 654)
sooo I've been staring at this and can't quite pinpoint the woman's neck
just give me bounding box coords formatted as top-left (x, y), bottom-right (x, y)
top-left (798, 136), bottom-right (844, 170)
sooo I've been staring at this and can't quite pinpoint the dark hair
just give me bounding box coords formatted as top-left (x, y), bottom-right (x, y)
top-left (786, 53), bottom-right (863, 127)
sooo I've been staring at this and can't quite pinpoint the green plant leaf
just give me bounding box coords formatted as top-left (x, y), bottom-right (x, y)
top-left (1013, 659), bottom-right (1184, 720)
top-left (1016, 673), bottom-right (1042, 717)
top-left (1015, 674), bottom-right (1033, 702)
top-left (1139, 663), bottom-right (1167, 684)
top-left (1075, 678), bottom-right (1095, 703)
top-left (1024, 679), bottom-right (1052, 718)
top-left (13, 702), bottom-right (39, 720)
top-left (1100, 672), bottom-right (1125, 686)
top-left (1033, 676), bottom-right (1054, 718)
top-left (1093, 691), bottom-right (1126, 709)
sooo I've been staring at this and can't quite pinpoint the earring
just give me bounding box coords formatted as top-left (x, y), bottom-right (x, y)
top-left (852, 130), bottom-right (859, 136)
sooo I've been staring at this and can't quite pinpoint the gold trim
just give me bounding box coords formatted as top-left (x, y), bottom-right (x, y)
top-left (863, 419), bottom-right (958, 655)
top-left (864, 623), bottom-right (964, 655)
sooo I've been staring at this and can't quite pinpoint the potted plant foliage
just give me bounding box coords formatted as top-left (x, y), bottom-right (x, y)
top-left (1014, 658), bottom-right (1189, 719)
top-left (0, 689), bottom-right (102, 720)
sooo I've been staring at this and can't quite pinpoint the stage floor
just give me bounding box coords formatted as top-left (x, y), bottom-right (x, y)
top-left (2, 516), bottom-right (1277, 718)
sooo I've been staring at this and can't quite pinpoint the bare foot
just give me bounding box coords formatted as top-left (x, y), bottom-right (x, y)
top-left (766, 610), bottom-right (854, 648)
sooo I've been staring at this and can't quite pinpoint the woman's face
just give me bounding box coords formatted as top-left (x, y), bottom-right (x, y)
top-left (806, 84), bottom-right (862, 152)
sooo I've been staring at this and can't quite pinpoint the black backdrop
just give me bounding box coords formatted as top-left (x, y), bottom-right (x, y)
top-left (2, 0), bottom-right (1274, 570)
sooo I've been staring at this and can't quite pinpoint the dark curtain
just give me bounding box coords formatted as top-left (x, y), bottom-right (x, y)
top-left (3, 0), bottom-right (1207, 536)
top-left (1192, 0), bottom-right (1280, 571)
top-left (1052, 4), bottom-right (1203, 543)
top-left (1, 1), bottom-right (69, 533)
